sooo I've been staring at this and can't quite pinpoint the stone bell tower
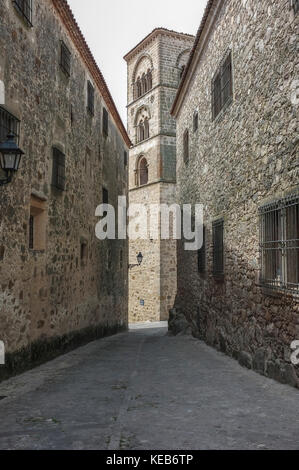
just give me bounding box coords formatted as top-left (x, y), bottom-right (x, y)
top-left (124, 28), bottom-right (194, 323)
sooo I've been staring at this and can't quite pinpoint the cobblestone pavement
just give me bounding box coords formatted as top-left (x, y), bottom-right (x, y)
top-left (0, 322), bottom-right (298, 450)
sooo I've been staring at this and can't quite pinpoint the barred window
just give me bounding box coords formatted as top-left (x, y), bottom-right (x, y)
top-left (60, 41), bottom-right (71, 77)
top-left (87, 81), bottom-right (94, 116)
top-left (193, 111), bottom-right (198, 132)
top-left (259, 195), bottom-right (299, 293)
top-left (212, 52), bottom-right (233, 120)
top-left (0, 106), bottom-right (20, 144)
top-left (52, 147), bottom-right (65, 191)
top-left (198, 226), bottom-right (206, 274)
top-left (183, 129), bottom-right (189, 164)
top-left (103, 107), bottom-right (109, 136)
top-left (213, 219), bottom-right (224, 277)
top-left (13, 0), bottom-right (33, 27)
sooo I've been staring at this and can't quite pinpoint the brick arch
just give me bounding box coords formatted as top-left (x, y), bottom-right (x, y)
top-left (132, 53), bottom-right (154, 84)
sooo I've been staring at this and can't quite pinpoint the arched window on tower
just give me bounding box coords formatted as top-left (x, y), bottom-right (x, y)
top-left (142, 73), bottom-right (147, 95)
top-left (147, 69), bottom-right (152, 91)
top-left (137, 77), bottom-right (142, 98)
top-left (138, 122), bottom-right (145, 143)
top-left (139, 157), bottom-right (149, 186)
top-left (144, 118), bottom-right (149, 140)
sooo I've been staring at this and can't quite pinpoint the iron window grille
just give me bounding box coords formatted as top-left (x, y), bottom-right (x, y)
top-left (52, 147), bottom-right (66, 191)
top-left (183, 129), bottom-right (189, 164)
top-left (193, 111), bottom-right (199, 132)
top-left (103, 107), bottom-right (109, 136)
top-left (212, 51), bottom-right (233, 120)
top-left (87, 81), bottom-right (95, 116)
top-left (60, 41), bottom-right (71, 77)
top-left (198, 225), bottom-right (206, 274)
top-left (13, 0), bottom-right (33, 27)
top-left (0, 106), bottom-right (20, 144)
top-left (259, 194), bottom-right (299, 293)
top-left (213, 219), bottom-right (224, 277)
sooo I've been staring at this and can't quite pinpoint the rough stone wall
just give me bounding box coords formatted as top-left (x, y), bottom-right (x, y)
top-left (0, 0), bottom-right (128, 378)
top-left (126, 30), bottom-right (194, 323)
top-left (174, 0), bottom-right (299, 387)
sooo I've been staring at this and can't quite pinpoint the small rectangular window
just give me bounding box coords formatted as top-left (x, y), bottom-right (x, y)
top-left (13, 0), bottom-right (33, 27)
top-left (29, 196), bottom-right (46, 251)
top-left (80, 242), bottom-right (88, 266)
top-left (103, 107), bottom-right (109, 136)
top-left (52, 147), bottom-right (66, 191)
top-left (213, 219), bottom-right (224, 277)
top-left (183, 129), bottom-right (189, 164)
top-left (124, 150), bottom-right (128, 167)
top-left (212, 52), bottom-right (233, 120)
top-left (198, 226), bottom-right (206, 274)
top-left (193, 112), bottom-right (198, 132)
top-left (0, 106), bottom-right (20, 144)
top-left (87, 81), bottom-right (94, 116)
top-left (103, 187), bottom-right (108, 204)
top-left (60, 41), bottom-right (71, 77)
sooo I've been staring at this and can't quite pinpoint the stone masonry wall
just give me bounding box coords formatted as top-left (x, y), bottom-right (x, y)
top-left (174, 0), bottom-right (299, 387)
top-left (0, 0), bottom-right (128, 379)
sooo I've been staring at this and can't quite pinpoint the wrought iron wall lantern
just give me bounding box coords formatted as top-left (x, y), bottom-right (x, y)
top-left (0, 133), bottom-right (24, 186)
top-left (129, 252), bottom-right (143, 269)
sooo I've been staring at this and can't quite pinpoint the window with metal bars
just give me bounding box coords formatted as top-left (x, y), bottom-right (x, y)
top-left (13, 0), bottom-right (33, 26)
top-left (103, 107), bottom-right (109, 136)
top-left (0, 106), bottom-right (20, 144)
top-left (198, 225), bottom-right (206, 274)
top-left (259, 194), bottom-right (299, 293)
top-left (60, 41), bottom-right (71, 77)
top-left (183, 129), bottom-right (189, 164)
top-left (52, 147), bottom-right (65, 191)
top-left (213, 219), bottom-right (224, 277)
top-left (212, 51), bottom-right (233, 120)
top-left (87, 81), bottom-right (94, 116)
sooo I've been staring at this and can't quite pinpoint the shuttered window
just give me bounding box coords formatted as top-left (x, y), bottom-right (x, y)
top-left (212, 52), bottom-right (233, 120)
top-left (213, 219), bottom-right (224, 277)
top-left (60, 41), bottom-right (71, 77)
top-left (52, 147), bottom-right (66, 191)
top-left (87, 81), bottom-right (94, 116)
top-left (13, 0), bottom-right (33, 26)
top-left (103, 107), bottom-right (109, 136)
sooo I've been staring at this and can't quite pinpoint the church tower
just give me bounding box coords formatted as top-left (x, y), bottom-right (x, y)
top-left (124, 28), bottom-right (194, 323)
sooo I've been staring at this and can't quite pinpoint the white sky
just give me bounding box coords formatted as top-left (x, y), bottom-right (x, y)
top-left (67, 0), bottom-right (207, 126)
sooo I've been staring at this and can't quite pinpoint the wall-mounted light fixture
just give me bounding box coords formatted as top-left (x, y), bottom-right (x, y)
top-left (129, 252), bottom-right (143, 270)
top-left (0, 133), bottom-right (24, 186)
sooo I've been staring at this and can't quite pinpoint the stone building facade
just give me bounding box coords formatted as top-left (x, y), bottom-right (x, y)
top-left (124, 29), bottom-right (194, 323)
top-left (171, 0), bottom-right (299, 387)
top-left (0, 0), bottom-right (130, 380)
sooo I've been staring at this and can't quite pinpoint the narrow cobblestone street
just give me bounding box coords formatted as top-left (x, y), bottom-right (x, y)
top-left (0, 323), bottom-right (298, 450)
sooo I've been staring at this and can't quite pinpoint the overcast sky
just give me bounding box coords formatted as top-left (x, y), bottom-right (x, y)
top-left (67, 0), bottom-right (207, 126)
